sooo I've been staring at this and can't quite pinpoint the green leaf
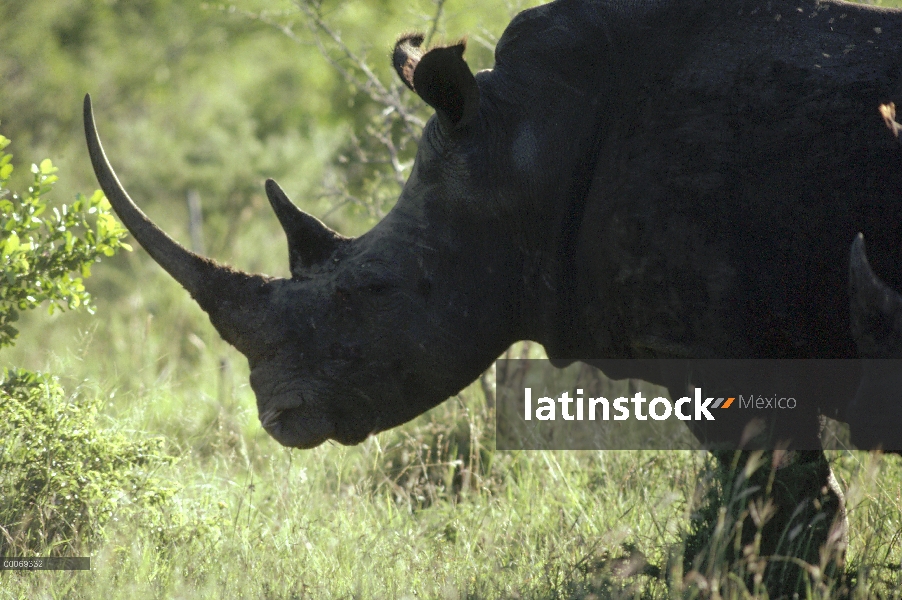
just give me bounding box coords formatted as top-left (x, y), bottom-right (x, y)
top-left (94, 191), bottom-right (111, 210)
top-left (2, 231), bottom-right (20, 257)
top-left (0, 131), bottom-right (126, 349)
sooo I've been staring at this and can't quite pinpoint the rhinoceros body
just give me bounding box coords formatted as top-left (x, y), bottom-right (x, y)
top-left (85, 0), bottom-right (902, 592)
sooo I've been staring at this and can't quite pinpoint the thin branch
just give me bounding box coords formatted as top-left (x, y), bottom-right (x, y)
top-left (371, 121), bottom-right (409, 189)
top-left (294, 0), bottom-right (425, 135)
top-left (423, 0), bottom-right (448, 48)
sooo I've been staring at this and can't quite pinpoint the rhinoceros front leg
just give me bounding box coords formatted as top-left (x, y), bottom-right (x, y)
top-left (685, 449), bottom-right (847, 597)
top-left (848, 233), bottom-right (902, 454)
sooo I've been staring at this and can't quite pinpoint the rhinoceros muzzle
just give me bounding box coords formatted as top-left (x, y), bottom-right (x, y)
top-left (259, 406), bottom-right (335, 448)
top-left (259, 399), bottom-right (378, 448)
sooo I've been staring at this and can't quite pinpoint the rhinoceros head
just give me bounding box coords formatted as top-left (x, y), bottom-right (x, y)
top-left (83, 37), bottom-right (530, 448)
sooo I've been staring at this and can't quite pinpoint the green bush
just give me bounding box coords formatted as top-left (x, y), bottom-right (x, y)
top-left (0, 131), bottom-right (192, 557)
top-left (0, 369), bottom-right (178, 556)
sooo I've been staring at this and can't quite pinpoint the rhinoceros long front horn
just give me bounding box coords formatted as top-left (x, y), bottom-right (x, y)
top-left (83, 94), bottom-right (277, 359)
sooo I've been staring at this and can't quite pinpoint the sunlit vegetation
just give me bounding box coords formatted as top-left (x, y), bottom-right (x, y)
top-left (2, 0), bottom-right (902, 597)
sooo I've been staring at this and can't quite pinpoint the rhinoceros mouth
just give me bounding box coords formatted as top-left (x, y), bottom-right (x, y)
top-left (260, 403), bottom-right (377, 448)
top-left (260, 406), bottom-right (334, 448)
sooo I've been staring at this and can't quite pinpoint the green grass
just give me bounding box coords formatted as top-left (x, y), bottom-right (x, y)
top-left (1, 350), bottom-right (901, 598)
top-left (2, 184), bottom-right (901, 598)
top-left (3, 0), bottom-right (902, 596)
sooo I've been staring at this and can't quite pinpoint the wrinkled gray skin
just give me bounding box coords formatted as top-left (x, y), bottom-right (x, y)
top-left (848, 234), bottom-right (902, 454)
top-left (86, 0), bottom-right (902, 592)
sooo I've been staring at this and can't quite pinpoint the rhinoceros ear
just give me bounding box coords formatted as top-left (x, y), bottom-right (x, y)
top-left (393, 34), bottom-right (479, 131)
top-left (265, 179), bottom-right (347, 277)
top-left (849, 232), bottom-right (902, 357)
